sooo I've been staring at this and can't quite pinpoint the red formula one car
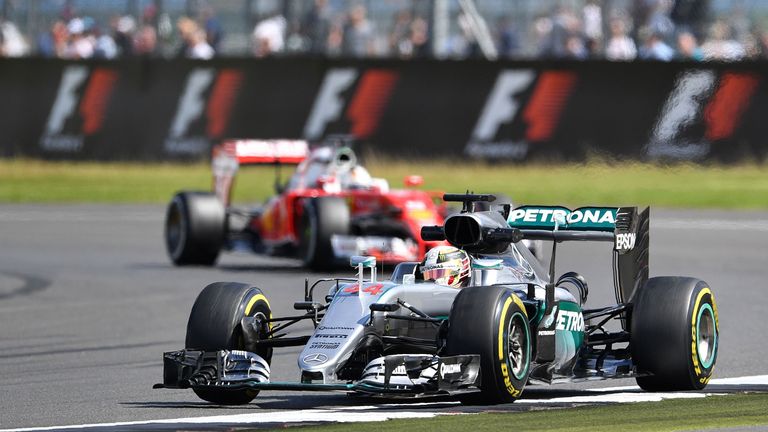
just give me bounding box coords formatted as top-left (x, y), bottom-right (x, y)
top-left (165, 140), bottom-right (448, 270)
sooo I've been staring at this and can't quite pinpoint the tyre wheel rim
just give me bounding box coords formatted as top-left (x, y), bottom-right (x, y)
top-left (507, 312), bottom-right (530, 380)
top-left (696, 303), bottom-right (717, 369)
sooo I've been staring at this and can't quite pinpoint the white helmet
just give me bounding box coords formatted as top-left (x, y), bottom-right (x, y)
top-left (420, 246), bottom-right (471, 288)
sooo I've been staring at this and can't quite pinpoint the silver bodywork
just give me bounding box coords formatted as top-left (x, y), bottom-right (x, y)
top-left (296, 240), bottom-right (556, 384)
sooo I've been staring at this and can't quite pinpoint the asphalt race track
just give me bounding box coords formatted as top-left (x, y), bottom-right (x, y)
top-left (1, 204), bottom-right (767, 430)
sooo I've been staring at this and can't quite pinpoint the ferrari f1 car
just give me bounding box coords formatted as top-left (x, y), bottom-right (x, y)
top-left (164, 140), bottom-right (448, 270)
top-left (156, 194), bottom-right (719, 404)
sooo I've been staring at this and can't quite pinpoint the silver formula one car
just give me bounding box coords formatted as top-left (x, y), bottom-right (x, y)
top-left (156, 194), bottom-right (719, 404)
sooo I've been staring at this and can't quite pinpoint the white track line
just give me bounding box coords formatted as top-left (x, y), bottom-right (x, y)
top-left (3, 375), bottom-right (767, 432)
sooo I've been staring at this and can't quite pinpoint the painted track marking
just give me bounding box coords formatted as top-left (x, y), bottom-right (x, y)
top-left (2, 375), bottom-right (767, 432)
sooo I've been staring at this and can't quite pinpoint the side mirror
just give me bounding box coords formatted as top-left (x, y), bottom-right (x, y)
top-left (404, 175), bottom-right (423, 188)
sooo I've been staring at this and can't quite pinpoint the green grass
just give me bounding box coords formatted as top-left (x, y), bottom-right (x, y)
top-left (1, 159), bottom-right (768, 208)
top-left (276, 393), bottom-right (768, 432)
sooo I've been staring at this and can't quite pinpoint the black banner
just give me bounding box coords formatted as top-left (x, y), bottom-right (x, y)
top-left (1, 58), bottom-right (766, 162)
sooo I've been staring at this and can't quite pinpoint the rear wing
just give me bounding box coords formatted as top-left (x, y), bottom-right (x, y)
top-left (509, 205), bottom-right (650, 307)
top-left (212, 139), bottom-right (309, 205)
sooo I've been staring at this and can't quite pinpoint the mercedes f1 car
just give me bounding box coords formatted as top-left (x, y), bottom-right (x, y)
top-left (164, 140), bottom-right (448, 270)
top-left (156, 194), bottom-right (719, 404)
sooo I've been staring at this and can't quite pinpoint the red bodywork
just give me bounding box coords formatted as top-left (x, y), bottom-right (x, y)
top-left (212, 140), bottom-right (447, 263)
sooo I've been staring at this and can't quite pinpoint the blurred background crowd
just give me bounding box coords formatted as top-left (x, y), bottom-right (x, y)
top-left (0, 0), bottom-right (767, 61)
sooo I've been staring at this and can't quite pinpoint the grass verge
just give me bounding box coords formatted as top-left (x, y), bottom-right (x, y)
top-left (1, 159), bottom-right (768, 208)
top-left (276, 393), bottom-right (768, 432)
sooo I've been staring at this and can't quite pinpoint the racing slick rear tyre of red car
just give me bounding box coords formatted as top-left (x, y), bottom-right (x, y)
top-left (443, 286), bottom-right (531, 404)
top-left (299, 197), bottom-right (349, 271)
top-left (165, 191), bottom-right (225, 266)
top-left (631, 277), bottom-right (719, 391)
top-left (185, 282), bottom-right (273, 405)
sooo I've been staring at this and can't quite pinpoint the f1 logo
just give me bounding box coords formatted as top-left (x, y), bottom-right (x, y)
top-left (169, 68), bottom-right (215, 140)
top-left (44, 66), bottom-right (89, 137)
top-left (41, 65), bottom-right (119, 152)
top-left (467, 69), bottom-right (577, 160)
top-left (472, 70), bottom-right (535, 142)
top-left (647, 70), bottom-right (759, 159)
top-left (303, 68), bottom-right (399, 141)
top-left (164, 68), bottom-right (243, 155)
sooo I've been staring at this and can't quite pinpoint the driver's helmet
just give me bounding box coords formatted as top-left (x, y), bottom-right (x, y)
top-left (420, 246), bottom-right (471, 288)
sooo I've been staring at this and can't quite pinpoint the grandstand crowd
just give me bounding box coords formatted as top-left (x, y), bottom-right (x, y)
top-left (0, 0), bottom-right (764, 61)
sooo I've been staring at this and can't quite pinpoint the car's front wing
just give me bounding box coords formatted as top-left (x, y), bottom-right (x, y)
top-left (155, 349), bottom-right (481, 397)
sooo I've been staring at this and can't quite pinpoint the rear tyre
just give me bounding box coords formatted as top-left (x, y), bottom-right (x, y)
top-left (631, 277), bottom-right (718, 391)
top-left (186, 282), bottom-right (272, 405)
top-left (443, 286), bottom-right (531, 404)
top-left (298, 197), bottom-right (349, 271)
top-left (165, 191), bottom-right (225, 266)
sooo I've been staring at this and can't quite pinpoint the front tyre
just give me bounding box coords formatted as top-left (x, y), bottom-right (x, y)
top-left (165, 191), bottom-right (225, 266)
top-left (443, 286), bottom-right (531, 404)
top-left (631, 277), bottom-right (719, 391)
top-left (185, 282), bottom-right (272, 405)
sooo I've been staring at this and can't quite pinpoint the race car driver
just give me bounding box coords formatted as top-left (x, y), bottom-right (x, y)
top-left (420, 245), bottom-right (471, 288)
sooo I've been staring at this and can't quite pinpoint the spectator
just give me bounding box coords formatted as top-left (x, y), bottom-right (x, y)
top-left (496, 16), bottom-right (521, 58)
top-left (538, 6), bottom-right (581, 58)
top-left (389, 9), bottom-right (413, 57)
top-left (325, 19), bottom-right (344, 57)
top-left (645, 0), bottom-right (676, 39)
top-left (700, 21), bottom-right (745, 61)
top-left (605, 18), bottom-right (636, 60)
top-left (64, 18), bottom-right (95, 59)
top-left (134, 24), bottom-right (158, 56)
top-left (93, 25), bottom-right (118, 59)
top-left (342, 4), bottom-right (374, 57)
top-left (565, 35), bottom-right (588, 59)
top-left (582, 0), bottom-right (603, 54)
top-left (756, 29), bottom-right (768, 59)
top-left (37, 20), bottom-right (67, 57)
top-left (676, 30), bottom-right (703, 61)
top-left (188, 28), bottom-right (214, 59)
top-left (175, 16), bottom-right (197, 58)
top-left (0, 19), bottom-right (30, 57)
top-left (113, 15), bottom-right (135, 57)
top-left (638, 29), bottom-right (674, 61)
top-left (302, 0), bottom-right (332, 55)
top-left (252, 14), bottom-right (286, 57)
top-left (201, 6), bottom-right (223, 52)
top-left (410, 17), bottom-right (430, 58)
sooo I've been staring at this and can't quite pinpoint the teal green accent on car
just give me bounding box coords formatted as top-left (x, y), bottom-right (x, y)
top-left (555, 301), bottom-right (585, 361)
top-left (351, 255), bottom-right (377, 268)
top-left (472, 259), bottom-right (504, 270)
top-left (508, 206), bottom-right (618, 232)
top-left (697, 303), bottom-right (717, 369)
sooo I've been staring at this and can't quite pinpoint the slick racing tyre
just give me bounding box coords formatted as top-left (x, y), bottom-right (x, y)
top-left (186, 282), bottom-right (272, 405)
top-left (165, 191), bottom-right (225, 266)
top-left (443, 286), bottom-right (531, 404)
top-left (631, 277), bottom-right (719, 391)
top-left (299, 197), bottom-right (349, 271)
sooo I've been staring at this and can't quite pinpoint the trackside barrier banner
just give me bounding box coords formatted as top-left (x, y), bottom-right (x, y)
top-left (0, 58), bottom-right (767, 162)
